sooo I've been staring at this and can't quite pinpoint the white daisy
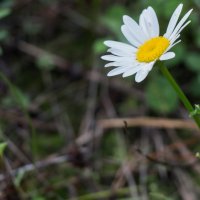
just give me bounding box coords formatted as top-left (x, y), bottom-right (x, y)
top-left (101, 4), bottom-right (192, 82)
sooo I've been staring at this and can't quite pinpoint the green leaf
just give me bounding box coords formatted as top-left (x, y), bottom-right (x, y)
top-left (0, 142), bottom-right (7, 157)
top-left (93, 39), bottom-right (107, 55)
top-left (0, 8), bottom-right (11, 19)
top-left (36, 54), bottom-right (55, 71)
top-left (14, 170), bottom-right (25, 187)
top-left (10, 86), bottom-right (30, 109)
top-left (185, 53), bottom-right (200, 72)
top-left (146, 75), bottom-right (178, 114)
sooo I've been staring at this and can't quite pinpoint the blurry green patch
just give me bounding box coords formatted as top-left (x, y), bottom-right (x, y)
top-left (143, 0), bottom-right (188, 18)
top-left (167, 45), bottom-right (186, 67)
top-left (189, 74), bottom-right (200, 97)
top-left (119, 98), bottom-right (138, 114)
top-left (195, 28), bottom-right (200, 48)
top-left (10, 86), bottom-right (30, 109)
top-left (146, 74), bottom-right (178, 114)
top-left (14, 170), bottom-right (25, 188)
top-left (34, 133), bottom-right (64, 157)
top-left (101, 131), bottom-right (126, 162)
top-left (36, 54), bottom-right (55, 71)
top-left (0, 8), bottom-right (11, 19)
top-left (190, 104), bottom-right (200, 117)
top-left (185, 52), bottom-right (200, 72)
top-left (1, 81), bottom-right (30, 109)
top-left (101, 5), bottom-right (126, 40)
top-left (32, 197), bottom-right (46, 200)
top-left (0, 0), bottom-right (14, 7)
top-left (93, 38), bottom-right (107, 55)
top-left (150, 192), bottom-right (174, 200)
top-left (23, 20), bottom-right (43, 36)
top-left (0, 142), bottom-right (7, 157)
top-left (0, 30), bottom-right (9, 41)
top-left (148, 177), bottom-right (178, 200)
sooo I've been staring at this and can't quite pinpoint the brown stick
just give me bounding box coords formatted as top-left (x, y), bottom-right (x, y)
top-left (97, 117), bottom-right (199, 130)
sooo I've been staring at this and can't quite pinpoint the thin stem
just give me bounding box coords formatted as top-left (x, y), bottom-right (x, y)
top-left (159, 63), bottom-right (200, 129)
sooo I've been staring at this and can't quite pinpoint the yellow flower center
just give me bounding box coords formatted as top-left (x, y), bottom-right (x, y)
top-left (136, 37), bottom-right (170, 63)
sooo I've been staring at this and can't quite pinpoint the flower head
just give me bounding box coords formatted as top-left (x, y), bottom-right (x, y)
top-left (101, 4), bottom-right (192, 82)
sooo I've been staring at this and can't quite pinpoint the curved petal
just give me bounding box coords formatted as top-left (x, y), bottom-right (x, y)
top-left (160, 52), bottom-right (175, 60)
top-left (169, 20), bottom-right (191, 41)
top-left (101, 55), bottom-right (130, 62)
top-left (104, 40), bottom-right (137, 53)
top-left (122, 65), bottom-right (141, 77)
top-left (135, 70), bottom-right (149, 82)
top-left (167, 9), bottom-right (192, 40)
top-left (147, 7), bottom-right (159, 36)
top-left (141, 8), bottom-right (158, 38)
top-left (104, 60), bottom-right (138, 68)
top-left (167, 40), bottom-right (181, 51)
top-left (123, 15), bottom-right (148, 43)
top-left (107, 48), bottom-right (134, 57)
top-left (107, 66), bottom-right (131, 76)
top-left (139, 10), bottom-right (151, 39)
top-left (121, 25), bottom-right (141, 47)
top-left (164, 4), bottom-right (183, 38)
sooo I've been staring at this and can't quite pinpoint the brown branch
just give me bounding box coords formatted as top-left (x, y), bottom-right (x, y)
top-left (97, 117), bottom-right (199, 130)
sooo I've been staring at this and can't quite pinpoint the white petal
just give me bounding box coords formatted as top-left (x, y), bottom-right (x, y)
top-left (168, 9), bottom-right (192, 40)
top-left (147, 7), bottom-right (159, 36)
top-left (104, 60), bottom-right (138, 68)
top-left (170, 34), bottom-right (180, 43)
top-left (143, 62), bottom-right (155, 71)
top-left (160, 52), bottom-right (175, 60)
top-left (107, 48), bottom-right (134, 57)
top-left (122, 65), bottom-right (141, 77)
top-left (169, 20), bottom-right (191, 41)
top-left (142, 9), bottom-right (157, 37)
top-left (121, 25), bottom-right (141, 47)
top-left (101, 55), bottom-right (130, 62)
top-left (105, 62), bottom-right (118, 68)
top-left (139, 10), bottom-right (151, 39)
top-left (164, 4), bottom-right (183, 38)
top-left (168, 40), bottom-right (181, 50)
top-left (107, 66), bottom-right (131, 76)
top-left (135, 70), bottom-right (149, 82)
top-left (123, 15), bottom-right (148, 43)
top-left (104, 40), bottom-right (137, 52)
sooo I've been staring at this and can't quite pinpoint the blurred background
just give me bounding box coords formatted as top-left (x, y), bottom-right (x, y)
top-left (0, 0), bottom-right (200, 199)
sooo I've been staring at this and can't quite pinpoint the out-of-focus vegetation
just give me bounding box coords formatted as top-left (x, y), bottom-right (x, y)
top-left (0, 0), bottom-right (200, 199)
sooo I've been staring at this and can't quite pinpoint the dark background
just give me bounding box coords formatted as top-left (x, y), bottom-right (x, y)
top-left (0, 0), bottom-right (200, 199)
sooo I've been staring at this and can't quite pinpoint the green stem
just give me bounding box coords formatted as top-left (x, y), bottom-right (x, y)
top-left (159, 63), bottom-right (200, 129)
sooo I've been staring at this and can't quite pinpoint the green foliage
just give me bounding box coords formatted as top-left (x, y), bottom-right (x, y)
top-left (0, 8), bottom-right (11, 19)
top-left (14, 170), bottom-right (25, 188)
top-left (190, 104), bottom-right (200, 117)
top-left (146, 74), bottom-right (178, 114)
top-left (10, 85), bottom-right (30, 109)
top-left (101, 5), bottom-right (126, 40)
top-left (0, 142), bottom-right (7, 157)
top-left (36, 54), bottom-right (55, 71)
top-left (150, 192), bottom-right (174, 200)
top-left (189, 74), bottom-right (200, 97)
top-left (0, 30), bottom-right (9, 41)
top-left (93, 39), bottom-right (107, 55)
top-left (185, 53), bottom-right (200, 72)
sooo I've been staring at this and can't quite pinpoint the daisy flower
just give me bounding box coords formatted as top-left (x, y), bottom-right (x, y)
top-left (101, 4), bottom-right (192, 82)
